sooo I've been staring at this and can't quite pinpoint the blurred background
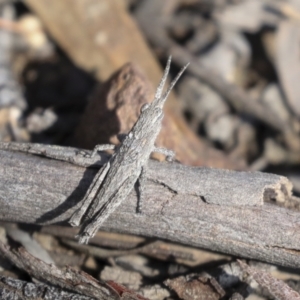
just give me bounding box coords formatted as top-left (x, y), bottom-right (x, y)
top-left (1, 1), bottom-right (300, 298)
top-left (1, 0), bottom-right (300, 181)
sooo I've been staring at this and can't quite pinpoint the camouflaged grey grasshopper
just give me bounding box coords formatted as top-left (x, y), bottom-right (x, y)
top-left (69, 57), bottom-right (189, 244)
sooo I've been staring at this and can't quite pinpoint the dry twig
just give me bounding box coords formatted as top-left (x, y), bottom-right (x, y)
top-left (238, 260), bottom-right (300, 300)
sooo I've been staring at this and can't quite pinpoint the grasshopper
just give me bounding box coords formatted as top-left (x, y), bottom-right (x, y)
top-left (68, 57), bottom-right (188, 243)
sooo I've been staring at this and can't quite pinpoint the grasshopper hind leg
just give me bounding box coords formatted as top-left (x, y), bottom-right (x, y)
top-left (69, 161), bottom-right (110, 227)
top-left (77, 175), bottom-right (137, 244)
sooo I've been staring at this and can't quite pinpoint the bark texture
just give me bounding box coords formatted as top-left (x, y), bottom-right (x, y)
top-left (0, 149), bottom-right (299, 268)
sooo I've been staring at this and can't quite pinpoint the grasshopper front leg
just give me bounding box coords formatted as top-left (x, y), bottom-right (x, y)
top-left (137, 148), bottom-right (174, 214)
top-left (153, 147), bottom-right (175, 162)
top-left (136, 148), bottom-right (174, 214)
top-left (80, 144), bottom-right (115, 158)
top-left (137, 166), bottom-right (147, 214)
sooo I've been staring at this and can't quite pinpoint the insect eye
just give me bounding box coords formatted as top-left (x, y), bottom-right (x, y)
top-left (140, 103), bottom-right (150, 112)
top-left (155, 107), bottom-right (161, 113)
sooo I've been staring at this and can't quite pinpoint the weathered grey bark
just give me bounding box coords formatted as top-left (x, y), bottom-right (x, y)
top-left (0, 242), bottom-right (118, 300)
top-left (0, 275), bottom-right (95, 300)
top-left (0, 149), bottom-right (300, 268)
top-left (238, 260), bottom-right (300, 300)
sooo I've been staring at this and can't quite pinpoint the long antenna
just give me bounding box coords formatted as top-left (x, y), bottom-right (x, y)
top-left (153, 56), bottom-right (172, 102)
top-left (159, 62), bottom-right (189, 107)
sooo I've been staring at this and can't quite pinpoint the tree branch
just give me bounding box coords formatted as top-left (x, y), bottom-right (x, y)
top-left (0, 149), bottom-right (299, 268)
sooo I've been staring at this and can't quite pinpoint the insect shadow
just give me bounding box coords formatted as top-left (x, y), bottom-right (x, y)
top-left (35, 162), bottom-right (105, 224)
